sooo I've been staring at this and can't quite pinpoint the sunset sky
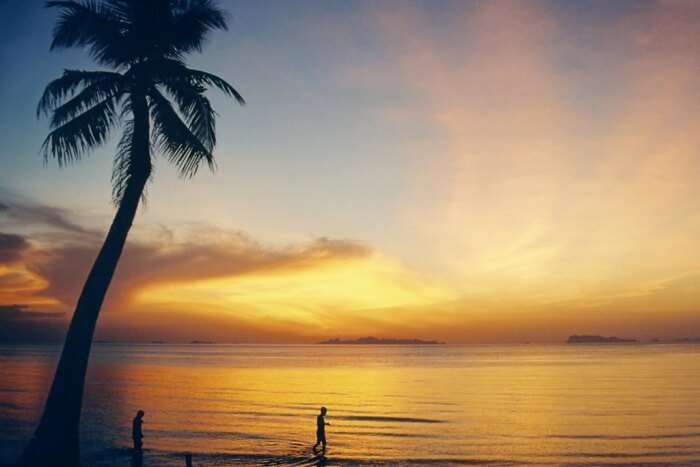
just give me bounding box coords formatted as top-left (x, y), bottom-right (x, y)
top-left (2, 0), bottom-right (700, 343)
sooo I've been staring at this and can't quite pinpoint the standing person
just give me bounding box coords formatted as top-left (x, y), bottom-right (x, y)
top-left (132, 410), bottom-right (145, 452)
top-left (313, 407), bottom-right (330, 452)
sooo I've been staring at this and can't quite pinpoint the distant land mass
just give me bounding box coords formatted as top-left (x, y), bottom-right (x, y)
top-left (671, 337), bottom-right (700, 344)
top-left (567, 335), bottom-right (638, 344)
top-left (319, 336), bottom-right (445, 345)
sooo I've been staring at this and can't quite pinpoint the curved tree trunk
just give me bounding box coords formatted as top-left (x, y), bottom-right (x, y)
top-left (19, 93), bottom-right (151, 467)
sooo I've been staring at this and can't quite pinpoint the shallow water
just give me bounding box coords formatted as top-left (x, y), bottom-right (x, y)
top-left (1, 343), bottom-right (700, 466)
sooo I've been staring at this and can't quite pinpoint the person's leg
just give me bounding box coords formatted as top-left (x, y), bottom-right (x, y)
top-left (131, 449), bottom-right (143, 467)
top-left (314, 433), bottom-right (320, 450)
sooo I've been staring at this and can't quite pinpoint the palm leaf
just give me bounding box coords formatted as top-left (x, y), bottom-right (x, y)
top-left (111, 117), bottom-right (136, 203)
top-left (51, 76), bottom-right (125, 127)
top-left (148, 88), bottom-right (214, 178)
top-left (169, 0), bottom-right (228, 55)
top-left (185, 68), bottom-right (245, 105)
top-left (42, 96), bottom-right (118, 165)
top-left (46, 0), bottom-right (129, 66)
top-left (161, 81), bottom-right (216, 151)
top-left (37, 69), bottom-right (124, 118)
top-left (152, 58), bottom-right (245, 105)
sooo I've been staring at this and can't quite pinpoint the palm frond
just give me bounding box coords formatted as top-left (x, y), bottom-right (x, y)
top-left (185, 68), bottom-right (245, 105)
top-left (102, 0), bottom-right (131, 22)
top-left (111, 117), bottom-right (136, 204)
top-left (111, 95), bottom-right (153, 204)
top-left (41, 96), bottom-right (118, 165)
top-left (169, 0), bottom-right (228, 55)
top-left (162, 81), bottom-right (216, 151)
top-left (46, 0), bottom-right (129, 66)
top-left (37, 69), bottom-right (124, 118)
top-left (51, 77), bottom-right (125, 128)
top-left (153, 59), bottom-right (245, 105)
top-left (148, 88), bottom-right (214, 178)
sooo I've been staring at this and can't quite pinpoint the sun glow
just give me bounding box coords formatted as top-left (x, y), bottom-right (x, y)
top-left (133, 254), bottom-right (455, 326)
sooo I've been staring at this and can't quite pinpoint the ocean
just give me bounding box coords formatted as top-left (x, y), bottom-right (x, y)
top-left (1, 343), bottom-right (699, 466)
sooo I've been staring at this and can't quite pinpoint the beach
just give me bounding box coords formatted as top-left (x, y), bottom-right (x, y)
top-left (1, 343), bottom-right (700, 466)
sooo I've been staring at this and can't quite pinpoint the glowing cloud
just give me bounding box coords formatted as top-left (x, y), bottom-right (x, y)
top-left (134, 253), bottom-right (455, 331)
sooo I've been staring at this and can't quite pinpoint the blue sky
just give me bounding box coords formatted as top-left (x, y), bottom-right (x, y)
top-left (1, 1), bottom-right (420, 252)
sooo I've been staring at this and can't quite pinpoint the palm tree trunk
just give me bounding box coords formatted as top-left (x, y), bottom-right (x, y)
top-left (19, 93), bottom-right (151, 467)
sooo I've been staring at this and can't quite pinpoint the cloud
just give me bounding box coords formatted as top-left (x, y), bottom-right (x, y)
top-left (0, 195), bottom-right (371, 309)
top-left (31, 231), bottom-right (374, 310)
top-left (0, 191), bottom-right (99, 238)
top-left (0, 304), bottom-right (66, 343)
top-left (0, 303), bottom-right (64, 320)
top-left (0, 232), bottom-right (29, 262)
top-left (134, 249), bottom-right (454, 333)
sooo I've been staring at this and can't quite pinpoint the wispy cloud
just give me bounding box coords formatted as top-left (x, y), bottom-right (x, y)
top-left (0, 232), bottom-right (29, 262)
top-left (357, 0), bottom-right (700, 307)
top-left (0, 191), bottom-right (99, 238)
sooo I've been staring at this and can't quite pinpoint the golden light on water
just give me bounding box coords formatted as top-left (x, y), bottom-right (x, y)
top-left (6, 344), bottom-right (700, 464)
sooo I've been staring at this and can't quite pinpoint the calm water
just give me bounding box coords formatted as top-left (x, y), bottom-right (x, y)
top-left (1, 344), bottom-right (700, 466)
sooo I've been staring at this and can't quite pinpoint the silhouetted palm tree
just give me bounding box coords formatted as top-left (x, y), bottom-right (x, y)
top-left (20, 1), bottom-right (243, 465)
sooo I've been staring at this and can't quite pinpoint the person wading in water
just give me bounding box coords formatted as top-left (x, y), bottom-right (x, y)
top-left (132, 410), bottom-right (145, 452)
top-left (313, 407), bottom-right (330, 452)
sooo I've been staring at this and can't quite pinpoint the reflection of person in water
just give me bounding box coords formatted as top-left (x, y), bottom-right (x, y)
top-left (313, 407), bottom-right (330, 452)
top-left (132, 410), bottom-right (145, 451)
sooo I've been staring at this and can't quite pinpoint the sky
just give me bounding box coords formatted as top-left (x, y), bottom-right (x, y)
top-left (2, 0), bottom-right (700, 343)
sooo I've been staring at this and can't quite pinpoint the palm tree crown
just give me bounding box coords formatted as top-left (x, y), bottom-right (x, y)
top-left (38, 0), bottom-right (245, 202)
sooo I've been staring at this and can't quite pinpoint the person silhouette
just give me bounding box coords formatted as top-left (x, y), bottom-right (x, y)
top-left (132, 410), bottom-right (145, 452)
top-left (313, 407), bottom-right (330, 452)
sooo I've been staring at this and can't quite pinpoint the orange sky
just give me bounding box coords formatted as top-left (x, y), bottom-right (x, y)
top-left (2, 0), bottom-right (700, 343)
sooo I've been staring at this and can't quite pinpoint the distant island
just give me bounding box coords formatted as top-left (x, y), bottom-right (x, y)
top-left (319, 336), bottom-right (445, 345)
top-left (567, 335), bottom-right (637, 344)
top-left (190, 340), bottom-right (216, 344)
top-left (671, 337), bottom-right (700, 344)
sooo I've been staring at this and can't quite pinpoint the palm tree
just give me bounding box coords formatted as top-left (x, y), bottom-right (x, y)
top-left (19, 1), bottom-right (244, 465)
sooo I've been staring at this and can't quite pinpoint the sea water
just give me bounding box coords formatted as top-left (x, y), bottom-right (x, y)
top-left (1, 343), bottom-right (699, 466)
